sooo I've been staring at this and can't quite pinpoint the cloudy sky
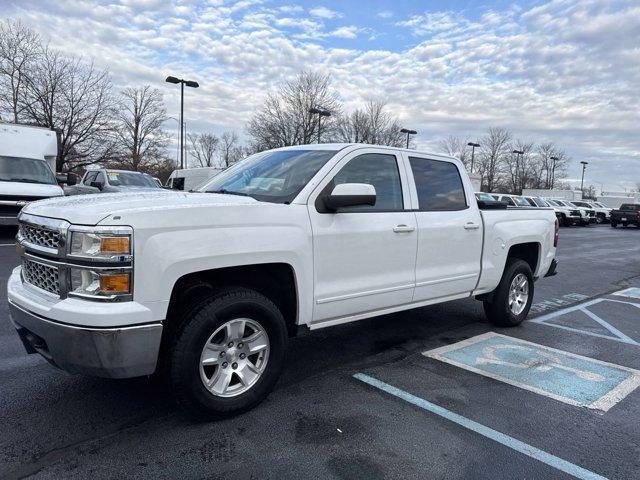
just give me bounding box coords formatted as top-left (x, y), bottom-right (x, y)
top-left (4, 0), bottom-right (639, 191)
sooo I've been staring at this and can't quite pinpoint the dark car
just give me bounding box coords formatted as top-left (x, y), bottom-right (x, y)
top-left (64, 169), bottom-right (161, 196)
top-left (610, 204), bottom-right (640, 228)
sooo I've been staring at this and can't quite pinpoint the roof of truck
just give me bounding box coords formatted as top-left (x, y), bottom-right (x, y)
top-left (273, 143), bottom-right (458, 161)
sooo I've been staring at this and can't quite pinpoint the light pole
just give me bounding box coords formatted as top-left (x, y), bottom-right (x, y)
top-left (309, 107), bottom-right (331, 144)
top-left (467, 142), bottom-right (480, 173)
top-left (165, 76), bottom-right (199, 169)
top-left (580, 161), bottom-right (588, 195)
top-left (513, 150), bottom-right (524, 193)
top-left (400, 128), bottom-right (417, 149)
top-left (549, 156), bottom-right (559, 188)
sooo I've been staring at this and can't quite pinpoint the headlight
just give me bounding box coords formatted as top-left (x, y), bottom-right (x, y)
top-left (70, 268), bottom-right (131, 298)
top-left (69, 229), bottom-right (132, 261)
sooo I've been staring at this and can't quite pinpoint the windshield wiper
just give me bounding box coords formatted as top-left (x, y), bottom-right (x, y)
top-left (208, 189), bottom-right (252, 197)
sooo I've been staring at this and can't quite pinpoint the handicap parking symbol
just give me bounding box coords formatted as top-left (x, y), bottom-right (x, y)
top-left (424, 332), bottom-right (640, 412)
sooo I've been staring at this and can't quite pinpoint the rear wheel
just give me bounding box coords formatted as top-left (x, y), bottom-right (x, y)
top-left (483, 259), bottom-right (534, 327)
top-left (170, 288), bottom-right (288, 418)
top-left (596, 213), bottom-right (605, 224)
top-left (611, 222), bottom-right (617, 228)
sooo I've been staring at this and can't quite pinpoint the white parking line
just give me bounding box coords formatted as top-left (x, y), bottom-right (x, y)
top-left (354, 373), bottom-right (608, 480)
top-left (0, 243), bottom-right (15, 247)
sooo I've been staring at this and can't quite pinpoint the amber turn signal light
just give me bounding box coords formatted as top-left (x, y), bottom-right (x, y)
top-left (99, 273), bottom-right (130, 293)
top-left (100, 236), bottom-right (130, 254)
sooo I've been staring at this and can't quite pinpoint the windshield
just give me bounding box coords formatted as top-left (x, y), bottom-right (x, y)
top-left (202, 149), bottom-right (339, 203)
top-left (106, 171), bottom-right (158, 188)
top-left (533, 197), bottom-right (549, 207)
top-left (0, 156), bottom-right (57, 185)
top-left (513, 196), bottom-right (530, 207)
top-left (475, 193), bottom-right (495, 201)
top-left (594, 202), bottom-right (606, 208)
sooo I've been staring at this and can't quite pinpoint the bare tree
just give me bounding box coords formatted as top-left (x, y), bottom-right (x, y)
top-left (502, 140), bottom-right (534, 194)
top-left (337, 101), bottom-right (405, 147)
top-left (112, 85), bottom-right (169, 171)
top-left (438, 135), bottom-right (471, 170)
top-left (0, 19), bottom-right (41, 123)
top-left (21, 48), bottom-right (116, 171)
top-left (188, 132), bottom-right (219, 168)
top-left (247, 71), bottom-right (341, 149)
top-left (536, 143), bottom-right (568, 189)
top-left (219, 131), bottom-right (243, 167)
top-left (477, 127), bottom-right (511, 192)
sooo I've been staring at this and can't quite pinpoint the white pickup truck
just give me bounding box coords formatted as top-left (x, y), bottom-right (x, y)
top-left (8, 144), bottom-right (558, 417)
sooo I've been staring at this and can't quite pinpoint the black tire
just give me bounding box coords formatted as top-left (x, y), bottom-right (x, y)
top-left (596, 214), bottom-right (605, 224)
top-left (561, 215), bottom-right (570, 227)
top-left (170, 288), bottom-right (288, 419)
top-left (623, 223), bottom-right (628, 228)
top-left (483, 259), bottom-right (534, 327)
top-left (611, 222), bottom-right (617, 228)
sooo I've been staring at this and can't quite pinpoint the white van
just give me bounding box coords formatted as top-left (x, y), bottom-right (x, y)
top-left (166, 167), bottom-right (224, 191)
top-left (0, 123), bottom-right (64, 224)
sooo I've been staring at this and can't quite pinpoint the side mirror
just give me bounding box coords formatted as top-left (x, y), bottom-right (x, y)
top-left (90, 181), bottom-right (104, 191)
top-left (67, 172), bottom-right (78, 186)
top-left (324, 183), bottom-right (376, 211)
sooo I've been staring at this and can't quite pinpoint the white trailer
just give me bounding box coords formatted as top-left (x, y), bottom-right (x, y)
top-left (522, 188), bottom-right (583, 201)
top-left (0, 123), bottom-right (64, 224)
top-left (166, 166), bottom-right (224, 191)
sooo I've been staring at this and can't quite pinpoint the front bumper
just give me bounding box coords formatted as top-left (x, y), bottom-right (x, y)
top-left (9, 301), bottom-right (162, 378)
top-left (0, 215), bottom-right (18, 225)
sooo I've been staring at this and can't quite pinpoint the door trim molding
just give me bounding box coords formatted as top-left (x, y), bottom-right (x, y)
top-left (316, 283), bottom-right (415, 304)
top-left (415, 273), bottom-right (477, 288)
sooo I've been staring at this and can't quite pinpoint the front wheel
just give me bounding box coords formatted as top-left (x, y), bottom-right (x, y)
top-left (170, 288), bottom-right (288, 419)
top-left (611, 222), bottom-right (617, 228)
top-left (483, 259), bottom-right (534, 327)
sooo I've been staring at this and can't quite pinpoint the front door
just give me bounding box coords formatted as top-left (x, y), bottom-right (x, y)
top-left (308, 149), bottom-right (417, 324)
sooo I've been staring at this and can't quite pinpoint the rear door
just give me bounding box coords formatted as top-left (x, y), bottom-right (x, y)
top-left (307, 148), bottom-right (417, 324)
top-left (405, 155), bottom-right (483, 301)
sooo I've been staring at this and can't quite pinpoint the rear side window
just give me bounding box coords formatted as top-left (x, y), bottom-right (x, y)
top-left (620, 204), bottom-right (640, 211)
top-left (409, 157), bottom-right (467, 211)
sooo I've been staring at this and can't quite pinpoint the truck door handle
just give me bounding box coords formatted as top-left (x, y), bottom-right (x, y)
top-left (464, 223), bottom-right (480, 230)
top-left (393, 224), bottom-right (415, 233)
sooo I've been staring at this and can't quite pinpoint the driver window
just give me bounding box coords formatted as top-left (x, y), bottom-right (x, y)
top-left (326, 153), bottom-right (403, 212)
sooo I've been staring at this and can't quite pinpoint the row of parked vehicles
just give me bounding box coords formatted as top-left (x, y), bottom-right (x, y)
top-left (475, 193), bottom-right (616, 227)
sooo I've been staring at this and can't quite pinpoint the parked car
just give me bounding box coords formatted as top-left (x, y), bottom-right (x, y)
top-left (9, 144), bottom-right (558, 417)
top-left (64, 169), bottom-right (161, 195)
top-left (0, 123), bottom-right (64, 224)
top-left (526, 197), bottom-right (580, 227)
top-left (491, 194), bottom-right (531, 207)
top-left (571, 200), bottom-right (611, 224)
top-left (610, 203), bottom-right (640, 228)
top-left (566, 201), bottom-right (597, 225)
top-left (551, 199), bottom-right (593, 226)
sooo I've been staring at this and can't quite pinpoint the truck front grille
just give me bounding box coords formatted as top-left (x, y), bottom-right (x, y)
top-left (22, 258), bottom-right (60, 295)
top-left (18, 223), bottom-right (62, 250)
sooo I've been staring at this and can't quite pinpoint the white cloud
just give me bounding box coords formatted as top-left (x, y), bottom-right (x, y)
top-left (377, 10), bottom-right (393, 19)
top-left (4, 0), bottom-right (639, 188)
top-left (329, 26), bottom-right (358, 39)
top-left (309, 6), bottom-right (342, 19)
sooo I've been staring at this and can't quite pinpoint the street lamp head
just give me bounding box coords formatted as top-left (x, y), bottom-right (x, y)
top-left (468, 142), bottom-right (480, 148)
top-left (550, 156), bottom-right (559, 161)
top-left (400, 128), bottom-right (417, 135)
top-left (580, 161), bottom-right (588, 166)
top-left (513, 149), bottom-right (524, 155)
top-left (309, 107), bottom-right (330, 116)
top-left (165, 76), bottom-right (180, 84)
top-left (185, 80), bottom-right (199, 88)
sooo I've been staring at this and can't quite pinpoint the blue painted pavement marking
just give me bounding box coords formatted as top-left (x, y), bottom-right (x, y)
top-left (612, 287), bottom-right (640, 299)
top-left (423, 332), bottom-right (640, 411)
top-left (532, 298), bottom-right (640, 346)
top-left (354, 373), bottom-right (608, 480)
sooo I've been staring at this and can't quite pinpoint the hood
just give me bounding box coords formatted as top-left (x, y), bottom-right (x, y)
top-left (22, 190), bottom-right (260, 225)
top-left (0, 181), bottom-right (63, 198)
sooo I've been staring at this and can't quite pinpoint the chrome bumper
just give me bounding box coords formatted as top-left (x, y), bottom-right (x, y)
top-left (9, 301), bottom-right (163, 378)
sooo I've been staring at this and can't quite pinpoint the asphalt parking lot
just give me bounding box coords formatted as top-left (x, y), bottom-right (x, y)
top-left (1, 224), bottom-right (639, 479)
